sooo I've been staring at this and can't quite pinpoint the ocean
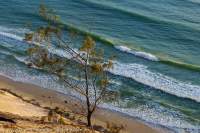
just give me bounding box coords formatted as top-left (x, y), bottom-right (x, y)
top-left (0, 0), bottom-right (200, 132)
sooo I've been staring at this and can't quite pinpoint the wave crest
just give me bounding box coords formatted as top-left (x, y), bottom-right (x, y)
top-left (188, 0), bottom-right (200, 4)
top-left (0, 31), bottom-right (23, 41)
top-left (109, 62), bottom-right (200, 102)
top-left (1, 26), bottom-right (200, 103)
top-left (115, 45), bottom-right (159, 61)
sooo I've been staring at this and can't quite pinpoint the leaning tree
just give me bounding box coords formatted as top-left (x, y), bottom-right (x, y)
top-left (24, 5), bottom-right (117, 127)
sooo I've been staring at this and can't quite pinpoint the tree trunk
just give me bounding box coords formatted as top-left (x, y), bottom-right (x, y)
top-left (85, 53), bottom-right (92, 127)
top-left (87, 111), bottom-right (92, 127)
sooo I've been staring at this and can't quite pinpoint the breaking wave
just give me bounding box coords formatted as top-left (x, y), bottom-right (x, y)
top-left (1, 26), bottom-right (200, 103)
top-left (108, 62), bottom-right (200, 102)
top-left (115, 45), bottom-right (159, 61)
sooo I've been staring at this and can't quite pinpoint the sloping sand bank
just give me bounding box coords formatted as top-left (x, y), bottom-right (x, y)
top-left (0, 75), bottom-right (169, 133)
top-left (0, 90), bottom-right (47, 117)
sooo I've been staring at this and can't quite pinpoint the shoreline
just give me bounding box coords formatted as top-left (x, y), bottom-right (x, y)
top-left (0, 74), bottom-right (169, 133)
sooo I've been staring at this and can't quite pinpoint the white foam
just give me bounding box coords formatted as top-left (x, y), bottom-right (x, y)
top-left (0, 31), bottom-right (23, 41)
top-left (109, 62), bottom-right (200, 102)
top-left (0, 26), bottom-right (29, 41)
top-left (1, 26), bottom-right (199, 102)
top-left (0, 63), bottom-right (70, 95)
top-left (115, 45), bottom-right (159, 61)
top-left (1, 55), bottom-right (199, 133)
top-left (0, 26), bottom-right (80, 63)
top-left (0, 27), bottom-right (199, 132)
top-left (1, 25), bottom-right (200, 132)
top-left (0, 27), bottom-right (157, 62)
top-left (49, 47), bottom-right (77, 59)
top-left (188, 0), bottom-right (200, 4)
top-left (0, 26), bottom-right (30, 35)
top-left (100, 103), bottom-right (200, 132)
top-left (14, 56), bottom-right (32, 65)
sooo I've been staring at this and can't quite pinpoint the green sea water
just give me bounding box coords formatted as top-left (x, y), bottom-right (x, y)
top-left (0, 0), bottom-right (200, 132)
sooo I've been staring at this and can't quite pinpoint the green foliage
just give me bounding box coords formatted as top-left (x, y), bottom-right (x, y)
top-left (48, 110), bottom-right (54, 122)
top-left (39, 4), bottom-right (60, 23)
top-left (80, 36), bottom-right (95, 52)
top-left (27, 46), bottom-right (39, 55)
top-left (39, 4), bottom-right (47, 17)
top-left (24, 33), bottom-right (34, 41)
top-left (91, 63), bottom-right (103, 73)
top-left (58, 117), bottom-right (66, 125)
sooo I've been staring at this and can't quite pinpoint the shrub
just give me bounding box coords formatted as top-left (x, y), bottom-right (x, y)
top-left (106, 122), bottom-right (124, 133)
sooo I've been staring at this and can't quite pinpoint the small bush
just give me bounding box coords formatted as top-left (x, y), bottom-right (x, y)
top-left (63, 112), bottom-right (70, 118)
top-left (47, 110), bottom-right (54, 122)
top-left (106, 122), bottom-right (124, 133)
top-left (58, 117), bottom-right (66, 125)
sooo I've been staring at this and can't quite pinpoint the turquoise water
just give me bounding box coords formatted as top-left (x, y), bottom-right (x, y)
top-left (0, 0), bottom-right (200, 132)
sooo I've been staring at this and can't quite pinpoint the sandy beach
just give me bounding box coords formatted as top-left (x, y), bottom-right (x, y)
top-left (0, 75), bottom-right (167, 133)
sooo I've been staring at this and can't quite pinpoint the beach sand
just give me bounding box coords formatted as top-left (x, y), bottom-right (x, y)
top-left (0, 75), bottom-right (167, 133)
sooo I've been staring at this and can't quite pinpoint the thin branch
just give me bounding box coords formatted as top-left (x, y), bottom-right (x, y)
top-left (63, 79), bottom-right (87, 96)
top-left (58, 38), bottom-right (86, 62)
